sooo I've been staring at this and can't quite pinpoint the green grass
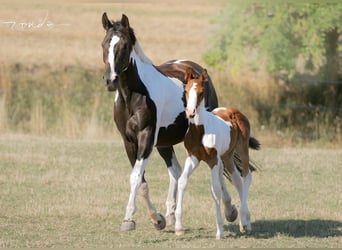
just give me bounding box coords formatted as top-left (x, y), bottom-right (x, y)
top-left (0, 134), bottom-right (341, 247)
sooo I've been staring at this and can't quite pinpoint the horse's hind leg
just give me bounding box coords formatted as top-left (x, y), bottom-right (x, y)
top-left (221, 153), bottom-right (238, 223)
top-left (157, 146), bottom-right (182, 226)
top-left (234, 143), bottom-right (252, 233)
top-left (139, 176), bottom-right (166, 230)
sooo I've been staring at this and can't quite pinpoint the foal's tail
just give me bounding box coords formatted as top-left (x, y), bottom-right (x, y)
top-left (224, 136), bottom-right (262, 181)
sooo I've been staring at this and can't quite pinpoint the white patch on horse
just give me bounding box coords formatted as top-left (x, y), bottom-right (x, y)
top-left (187, 83), bottom-right (198, 113)
top-left (168, 77), bottom-right (183, 88)
top-left (202, 112), bottom-right (231, 154)
top-left (108, 35), bottom-right (120, 81)
top-left (173, 59), bottom-right (188, 64)
top-left (212, 107), bottom-right (226, 113)
top-left (202, 134), bottom-right (216, 148)
top-left (130, 45), bottom-right (185, 145)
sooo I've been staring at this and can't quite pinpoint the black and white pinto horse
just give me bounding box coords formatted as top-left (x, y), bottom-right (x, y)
top-left (101, 13), bottom-right (218, 231)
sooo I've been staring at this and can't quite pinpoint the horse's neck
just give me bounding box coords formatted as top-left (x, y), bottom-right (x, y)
top-left (131, 41), bottom-right (153, 65)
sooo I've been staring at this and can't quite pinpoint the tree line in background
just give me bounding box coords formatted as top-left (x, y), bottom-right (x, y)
top-left (204, 1), bottom-right (342, 142)
top-left (1, 2), bottom-right (341, 143)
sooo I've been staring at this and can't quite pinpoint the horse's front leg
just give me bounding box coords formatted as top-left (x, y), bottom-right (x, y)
top-left (120, 157), bottom-right (149, 231)
top-left (120, 129), bottom-right (165, 231)
top-left (157, 146), bottom-right (182, 226)
top-left (210, 162), bottom-right (225, 239)
top-left (175, 155), bottom-right (199, 235)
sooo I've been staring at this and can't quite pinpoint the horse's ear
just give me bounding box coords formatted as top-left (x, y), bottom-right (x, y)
top-left (184, 67), bottom-right (193, 82)
top-left (201, 69), bottom-right (209, 83)
top-left (121, 14), bottom-right (130, 29)
top-left (102, 12), bottom-right (112, 31)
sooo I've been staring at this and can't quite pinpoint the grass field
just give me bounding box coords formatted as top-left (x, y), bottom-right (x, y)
top-left (1, 0), bottom-right (341, 247)
top-left (0, 133), bottom-right (341, 247)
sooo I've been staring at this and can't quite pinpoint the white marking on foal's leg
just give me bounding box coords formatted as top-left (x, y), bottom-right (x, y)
top-left (231, 166), bottom-right (252, 233)
top-left (166, 152), bottom-right (182, 225)
top-left (175, 155), bottom-right (199, 235)
top-left (211, 163), bottom-right (224, 239)
top-left (240, 170), bottom-right (252, 233)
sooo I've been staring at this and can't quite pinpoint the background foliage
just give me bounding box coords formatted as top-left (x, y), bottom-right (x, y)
top-left (204, 1), bottom-right (342, 143)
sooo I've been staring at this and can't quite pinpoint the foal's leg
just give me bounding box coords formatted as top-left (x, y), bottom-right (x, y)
top-left (235, 143), bottom-right (252, 233)
top-left (175, 155), bottom-right (199, 235)
top-left (230, 164), bottom-right (252, 233)
top-left (221, 154), bottom-right (238, 222)
top-left (157, 147), bottom-right (182, 226)
top-left (211, 162), bottom-right (225, 239)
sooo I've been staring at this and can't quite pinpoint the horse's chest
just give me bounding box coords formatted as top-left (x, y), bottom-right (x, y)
top-left (184, 126), bottom-right (219, 165)
top-left (114, 93), bottom-right (156, 141)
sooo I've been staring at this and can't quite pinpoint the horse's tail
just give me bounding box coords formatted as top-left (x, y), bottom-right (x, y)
top-left (249, 136), bottom-right (261, 150)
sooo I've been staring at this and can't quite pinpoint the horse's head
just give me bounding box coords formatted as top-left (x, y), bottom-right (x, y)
top-left (184, 67), bottom-right (209, 119)
top-left (101, 13), bottom-right (136, 91)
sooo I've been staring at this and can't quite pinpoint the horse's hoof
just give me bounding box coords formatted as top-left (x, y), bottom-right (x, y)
top-left (120, 220), bottom-right (136, 232)
top-left (153, 213), bottom-right (166, 230)
top-left (225, 204), bottom-right (238, 222)
top-left (216, 234), bottom-right (225, 240)
top-left (175, 228), bottom-right (184, 236)
top-left (166, 213), bottom-right (175, 226)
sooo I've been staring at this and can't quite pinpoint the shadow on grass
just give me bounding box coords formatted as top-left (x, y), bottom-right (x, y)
top-left (225, 219), bottom-right (342, 239)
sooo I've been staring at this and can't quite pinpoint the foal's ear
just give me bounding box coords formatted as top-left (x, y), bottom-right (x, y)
top-left (201, 69), bottom-right (209, 83)
top-left (102, 12), bottom-right (113, 30)
top-left (184, 67), bottom-right (193, 82)
top-left (121, 14), bottom-right (130, 29)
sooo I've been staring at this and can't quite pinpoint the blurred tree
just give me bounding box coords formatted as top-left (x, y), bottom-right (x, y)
top-left (204, 2), bottom-right (342, 140)
top-left (204, 2), bottom-right (342, 78)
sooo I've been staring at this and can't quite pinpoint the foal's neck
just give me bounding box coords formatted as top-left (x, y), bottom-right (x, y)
top-left (189, 101), bottom-right (207, 126)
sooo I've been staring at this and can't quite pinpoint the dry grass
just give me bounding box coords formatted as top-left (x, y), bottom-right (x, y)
top-left (0, 133), bottom-right (341, 247)
top-left (0, 0), bottom-right (223, 67)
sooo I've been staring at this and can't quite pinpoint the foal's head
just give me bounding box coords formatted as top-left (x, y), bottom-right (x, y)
top-left (101, 13), bottom-right (136, 91)
top-left (184, 68), bottom-right (209, 118)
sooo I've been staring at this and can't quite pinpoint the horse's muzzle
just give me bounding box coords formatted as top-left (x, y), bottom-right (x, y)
top-left (103, 76), bottom-right (119, 91)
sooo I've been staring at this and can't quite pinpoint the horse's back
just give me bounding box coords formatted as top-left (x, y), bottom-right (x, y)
top-left (212, 107), bottom-right (251, 139)
top-left (202, 112), bottom-right (232, 154)
top-left (157, 60), bottom-right (218, 111)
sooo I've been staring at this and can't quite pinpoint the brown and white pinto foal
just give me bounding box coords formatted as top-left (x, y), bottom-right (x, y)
top-left (175, 68), bottom-right (260, 239)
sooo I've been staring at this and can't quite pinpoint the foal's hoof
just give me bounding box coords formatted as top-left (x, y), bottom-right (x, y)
top-left (120, 220), bottom-right (136, 232)
top-left (166, 213), bottom-right (175, 226)
top-left (225, 205), bottom-right (238, 222)
top-left (153, 213), bottom-right (166, 230)
top-left (239, 224), bottom-right (252, 234)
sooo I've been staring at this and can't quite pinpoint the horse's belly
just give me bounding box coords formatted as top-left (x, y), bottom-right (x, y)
top-left (155, 112), bottom-right (188, 147)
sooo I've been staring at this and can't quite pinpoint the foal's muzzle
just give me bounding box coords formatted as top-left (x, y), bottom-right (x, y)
top-left (185, 107), bottom-right (196, 119)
